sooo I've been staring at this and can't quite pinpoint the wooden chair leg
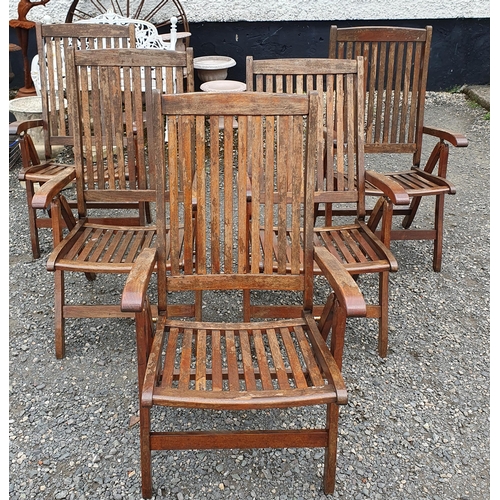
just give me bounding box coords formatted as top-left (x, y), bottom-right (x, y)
top-left (402, 195), bottom-right (421, 229)
top-left (54, 269), bottom-right (65, 359)
top-left (366, 196), bottom-right (385, 233)
top-left (317, 293), bottom-right (335, 341)
top-left (25, 179), bottom-right (41, 259)
top-left (323, 402), bottom-right (340, 495)
top-left (378, 271), bottom-right (389, 358)
top-left (140, 406), bottom-right (153, 499)
top-left (433, 193), bottom-right (445, 272)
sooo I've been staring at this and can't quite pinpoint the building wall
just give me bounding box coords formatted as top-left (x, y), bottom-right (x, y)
top-left (8, 0), bottom-right (490, 23)
top-left (8, 0), bottom-right (490, 90)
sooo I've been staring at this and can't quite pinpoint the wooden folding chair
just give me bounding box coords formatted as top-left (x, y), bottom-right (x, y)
top-left (121, 90), bottom-right (366, 498)
top-left (246, 55), bottom-right (409, 358)
top-left (32, 46), bottom-right (195, 358)
top-left (329, 25), bottom-right (468, 271)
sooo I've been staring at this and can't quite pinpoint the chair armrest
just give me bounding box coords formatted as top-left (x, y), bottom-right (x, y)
top-left (314, 246), bottom-right (366, 317)
top-left (365, 170), bottom-right (410, 205)
top-left (423, 126), bottom-right (468, 147)
top-left (121, 248), bottom-right (158, 312)
top-left (31, 167), bottom-right (76, 209)
top-left (9, 119), bottom-right (44, 135)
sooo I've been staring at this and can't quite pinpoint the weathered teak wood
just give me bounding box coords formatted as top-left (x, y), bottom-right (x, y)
top-left (14, 22), bottom-right (138, 259)
top-left (121, 90), bottom-right (366, 498)
top-left (328, 25), bottom-right (468, 271)
top-left (246, 55), bottom-right (408, 358)
top-left (34, 46), bottom-right (195, 359)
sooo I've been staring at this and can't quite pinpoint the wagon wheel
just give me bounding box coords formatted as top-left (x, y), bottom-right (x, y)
top-left (65, 0), bottom-right (189, 33)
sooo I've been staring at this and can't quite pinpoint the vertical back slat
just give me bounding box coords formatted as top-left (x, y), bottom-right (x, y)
top-left (391, 42), bottom-right (405, 143)
top-left (237, 116), bottom-right (249, 274)
top-left (250, 115), bottom-right (263, 273)
top-left (335, 73), bottom-right (345, 192)
top-left (276, 114), bottom-right (289, 274)
top-left (210, 115), bottom-right (221, 273)
top-left (223, 115), bottom-right (234, 273)
top-left (168, 114), bottom-right (180, 274)
top-left (374, 41), bottom-right (387, 143)
top-left (399, 42), bottom-right (413, 143)
top-left (365, 42), bottom-right (377, 142)
top-left (408, 42), bottom-right (423, 144)
top-left (263, 114), bottom-right (275, 274)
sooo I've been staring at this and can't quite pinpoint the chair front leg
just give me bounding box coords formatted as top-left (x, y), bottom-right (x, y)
top-left (323, 402), bottom-right (340, 495)
top-left (139, 405), bottom-right (153, 499)
top-left (54, 268), bottom-right (65, 359)
top-left (433, 193), bottom-right (445, 272)
top-left (25, 176), bottom-right (40, 259)
top-left (377, 270), bottom-right (389, 358)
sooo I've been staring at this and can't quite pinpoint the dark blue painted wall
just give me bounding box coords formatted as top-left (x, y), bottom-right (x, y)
top-left (184, 18), bottom-right (490, 91)
top-left (9, 18), bottom-right (489, 91)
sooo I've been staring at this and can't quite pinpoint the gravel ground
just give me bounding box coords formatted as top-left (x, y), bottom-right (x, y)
top-left (9, 90), bottom-right (490, 499)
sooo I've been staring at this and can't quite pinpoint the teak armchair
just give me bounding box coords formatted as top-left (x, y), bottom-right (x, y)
top-left (33, 46), bottom-right (195, 359)
top-left (12, 22), bottom-right (138, 259)
top-left (246, 55), bottom-right (409, 358)
top-left (329, 25), bottom-right (468, 271)
top-left (121, 90), bottom-right (366, 498)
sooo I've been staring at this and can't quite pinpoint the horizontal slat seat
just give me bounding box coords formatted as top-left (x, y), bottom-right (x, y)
top-left (146, 315), bottom-right (344, 410)
top-left (259, 224), bottom-right (397, 275)
top-left (365, 170), bottom-right (454, 196)
top-left (48, 223), bottom-right (193, 273)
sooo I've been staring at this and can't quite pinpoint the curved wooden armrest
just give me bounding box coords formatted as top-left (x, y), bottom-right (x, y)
top-left (31, 167), bottom-right (76, 209)
top-left (121, 248), bottom-right (158, 312)
top-left (9, 119), bottom-right (44, 135)
top-left (314, 246), bottom-right (366, 317)
top-left (423, 125), bottom-right (469, 147)
top-left (366, 170), bottom-right (410, 205)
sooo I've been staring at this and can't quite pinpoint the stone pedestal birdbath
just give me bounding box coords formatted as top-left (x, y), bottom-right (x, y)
top-left (9, 95), bottom-right (45, 157)
top-left (193, 55), bottom-right (236, 82)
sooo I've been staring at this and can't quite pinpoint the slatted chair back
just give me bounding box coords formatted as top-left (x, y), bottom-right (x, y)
top-left (150, 91), bottom-right (322, 315)
top-left (245, 55), bottom-right (408, 358)
top-left (65, 46), bottom-right (195, 220)
top-left (329, 25), bottom-right (432, 162)
top-left (246, 56), bottom-right (366, 225)
top-left (35, 22), bottom-right (137, 160)
top-left (34, 46), bottom-right (196, 359)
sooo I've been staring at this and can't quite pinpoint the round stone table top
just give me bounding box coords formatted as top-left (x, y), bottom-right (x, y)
top-left (160, 32), bottom-right (191, 41)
